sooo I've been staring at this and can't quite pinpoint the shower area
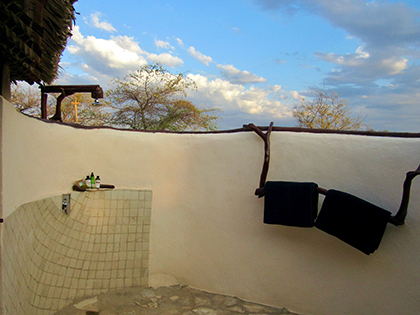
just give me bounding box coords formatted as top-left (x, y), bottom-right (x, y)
top-left (2, 189), bottom-right (152, 314)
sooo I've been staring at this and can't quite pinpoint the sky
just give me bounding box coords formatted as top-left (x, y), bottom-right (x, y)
top-left (56, 0), bottom-right (420, 131)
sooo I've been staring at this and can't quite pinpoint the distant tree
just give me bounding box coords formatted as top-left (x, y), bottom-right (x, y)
top-left (11, 83), bottom-right (42, 116)
top-left (106, 63), bottom-right (220, 131)
top-left (292, 88), bottom-right (365, 130)
top-left (59, 93), bottom-right (111, 126)
top-left (11, 83), bottom-right (110, 126)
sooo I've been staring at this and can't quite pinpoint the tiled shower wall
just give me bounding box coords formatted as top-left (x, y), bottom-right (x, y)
top-left (2, 189), bottom-right (152, 315)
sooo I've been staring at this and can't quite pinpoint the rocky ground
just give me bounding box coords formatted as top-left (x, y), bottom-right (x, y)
top-left (55, 285), bottom-right (302, 315)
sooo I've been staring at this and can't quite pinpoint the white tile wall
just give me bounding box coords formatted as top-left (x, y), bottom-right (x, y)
top-left (2, 189), bottom-right (152, 315)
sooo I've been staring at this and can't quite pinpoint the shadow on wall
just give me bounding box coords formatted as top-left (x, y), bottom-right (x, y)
top-left (2, 189), bottom-right (152, 315)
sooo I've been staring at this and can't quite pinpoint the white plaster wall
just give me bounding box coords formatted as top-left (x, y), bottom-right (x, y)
top-left (2, 97), bottom-right (420, 315)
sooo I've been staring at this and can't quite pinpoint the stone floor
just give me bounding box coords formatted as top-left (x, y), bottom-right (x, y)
top-left (55, 285), bottom-right (301, 315)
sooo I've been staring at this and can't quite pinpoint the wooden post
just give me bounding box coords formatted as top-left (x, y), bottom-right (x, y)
top-left (244, 122), bottom-right (274, 197)
top-left (71, 99), bottom-right (80, 123)
top-left (41, 92), bottom-right (48, 119)
top-left (0, 64), bottom-right (11, 100)
top-left (389, 163), bottom-right (420, 226)
top-left (40, 85), bottom-right (103, 121)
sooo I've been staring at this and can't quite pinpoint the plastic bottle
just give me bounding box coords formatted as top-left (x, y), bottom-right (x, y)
top-left (90, 172), bottom-right (95, 188)
top-left (95, 175), bottom-right (101, 189)
top-left (85, 175), bottom-right (90, 187)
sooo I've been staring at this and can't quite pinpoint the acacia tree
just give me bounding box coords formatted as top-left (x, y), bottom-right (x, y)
top-left (292, 88), bottom-right (365, 130)
top-left (106, 63), bottom-right (220, 131)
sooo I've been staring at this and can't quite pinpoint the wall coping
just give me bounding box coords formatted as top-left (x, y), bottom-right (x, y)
top-left (22, 113), bottom-right (420, 138)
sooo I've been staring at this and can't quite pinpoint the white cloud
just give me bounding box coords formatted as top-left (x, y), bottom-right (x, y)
top-left (316, 0), bottom-right (419, 82)
top-left (217, 64), bottom-right (266, 85)
top-left (111, 36), bottom-right (144, 54)
top-left (55, 71), bottom-right (100, 85)
top-left (290, 90), bottom-right (304, 100)
top-left (314, 46), bottom-right (371, 69)
top-left (233, 27), bottom-right (243, 33)
top-left (146, 53), bottom-right (183, 67)
top-left (381, 57), bottom-right (408, 75)
top-left (86, 12), bottom-right (117, 33)
top-left (315, 48), bottom-right (409, 82)
top-left (187, 74), bottom-right (291, 118)
top-left (176, 38), bottom-right (184, 47)
top-left (257, 0), bottom-right (420, 90)
top-left (315, 51), bottom-right (365, 68)
top-left (63, 26), bottom-right (184, 83)
top-left (155, 39), bottom-right (173, 49)
top-left (355, 46), bottom-right (369, 59)
top-left (68, 26), bottom-right (146, 76)
top-left (187, 47), bottom-right (213, 66)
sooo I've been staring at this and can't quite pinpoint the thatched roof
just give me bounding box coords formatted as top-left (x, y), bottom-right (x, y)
top-left (0, 0), bottom-right (77, 85)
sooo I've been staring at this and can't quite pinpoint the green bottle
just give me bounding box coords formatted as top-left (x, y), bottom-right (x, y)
top-left (90, 172), bottom-right (95, 188)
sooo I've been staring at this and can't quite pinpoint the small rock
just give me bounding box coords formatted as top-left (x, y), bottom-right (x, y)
top-left (134, 297), bottom-right (152, 307)
top-left (147, 302), bottom-right (159, 308)
top-left (211, 295), bottom-right (224, 305)
top-left (141, 289), bottom-right (156, 298)
top-left (178, 297), bottom-right (193, 306)
top-left (192, 307), bottom-right (220, 315)
top-left (223, 297), bottom-right (237, 307)
top-left (73, 296), bottom-right (100, 312)
top-left (170, 295), bottom-right (180, 301)
top-left (227, 306), bottom-right (245, 313)
top-left (243, 304), bottom-right (271, 313)
top-left (195, 297), bottom-right (212, 307)
top-left (161, 310), bottom-right (180, 315)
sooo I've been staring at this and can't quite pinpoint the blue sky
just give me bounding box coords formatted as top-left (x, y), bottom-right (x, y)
top-left (57, 0), bottom-right (420, 131)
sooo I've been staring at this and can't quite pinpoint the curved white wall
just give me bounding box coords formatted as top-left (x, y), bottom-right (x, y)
top-left (2, 97), bottom-right (420, 315)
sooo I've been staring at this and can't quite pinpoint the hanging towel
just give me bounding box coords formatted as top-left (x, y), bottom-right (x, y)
top-left (315, 189), bottom-right (391, 255)
top-left (264, 181), bottom-right (319, 227)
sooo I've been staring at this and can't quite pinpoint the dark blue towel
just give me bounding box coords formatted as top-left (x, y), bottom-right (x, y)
top-left (264, 181), bottom-right (319, 227)
top-left (315, 190), bottom-right (391, 255)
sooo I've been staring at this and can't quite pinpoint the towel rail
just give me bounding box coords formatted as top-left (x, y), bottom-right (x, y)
top-left (388, 164), bottom-right (420, 225)
top-left (244, 122), bottom-right (273, 198)
top-left (246, 122), bottom-right (420, 226)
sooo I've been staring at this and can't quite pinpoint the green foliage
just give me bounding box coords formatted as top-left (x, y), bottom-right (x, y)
top-left (292, 88), bottom-right (365, 130)
top-left (59, 94), bottom-right (112, 126)
top-left (11, 64), bottom-right (220, 131)
top-left (106, 64), bottom-right (220, 131)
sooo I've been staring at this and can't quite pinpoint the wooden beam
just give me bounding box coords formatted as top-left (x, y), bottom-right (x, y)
top-left (40, 85), bottom-right (104, 121)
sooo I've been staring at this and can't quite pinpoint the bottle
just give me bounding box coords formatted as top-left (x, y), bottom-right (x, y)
top-left (85, 175), bottom-right (90, 188)
top-left (95, 175), bottom-right (101, 189)
top-left (90, 172), bottom-right (95, 188)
